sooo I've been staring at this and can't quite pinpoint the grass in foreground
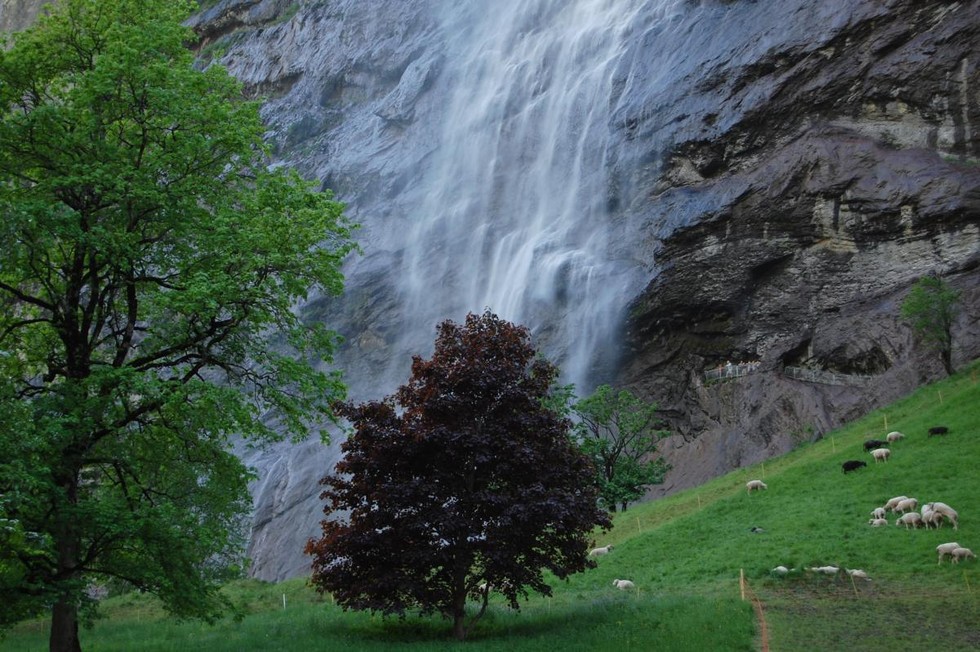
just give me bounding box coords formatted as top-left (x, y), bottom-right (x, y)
top-left (3, 361), bottom-right (979, 651)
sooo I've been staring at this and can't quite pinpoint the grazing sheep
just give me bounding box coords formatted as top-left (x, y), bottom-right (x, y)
top-left (589, 545), bottom-right (614, 557)
top-left (884, 496), bottom-right (909, 512)
top-left (612, 579), bottom-right (636, 590)
top-left (771, 566), bottom-right (789, 575)
top-left (951, 548), bottom-right (976, 563)
top-left (871, 507), bottom-right (887, 520)
top-left (936, 542), bottom-right (962, 564)
top-left (807, 565), bottom-right (840, 575)
top-left (921, 509), bottom-right (944, 529)
top-left (929, 502), bottom-right (959, 530)
top-left (749, 526), bottom-right (766, 534)
top-left (928, 426), bottom-right (949, 436)
top-left (896, 512), bottom-right (922, 529)
top-left (868, 518), bottom-right (889, 527)
top-left (842, 460), bottom-right (867, 473)
top-left (894, 498), bottom-right (918, 513)
top-left (886, 431), bottom-right (905, 443)
top-left (870, 447), bottom-right (891, 463)
top-left (746, 480), bottom-right (768, 493)
top-left (863, 439), bottom-right (888, 452)
top-left (846, 569), bottom-right (870, 581)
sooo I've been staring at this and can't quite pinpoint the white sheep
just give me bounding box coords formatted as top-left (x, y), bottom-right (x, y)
top-left (921, 509), bottom-right (944, 529)
top-left (930, 502), bottom-right (959, 530)
top-left (846, 569), bottom-right (870, 580)
top-left (885, 431), bottom-right (905, 443)
top-left (868, 518), bottom-right (888, 527)
top-left (807, 565), bottom-right (839, 575)
top-left (771, 565), bottom-right (789, 575)
top-left (870, 447), bottom-right (891, 463)
top-left (746, 479), bottom-right (768, 493)
top-left (883, 496), bottom-right (909, 512)
top-left (612, 579), bottom-right (636, 590)
top-left (870, 507), bottom-right (887, 520)
top-left (894, 498), bottom-right (918, 513)
top-left (589, 545), bottom-right (614, 557)
top-left (896, 512), bottom-right (922, 529)
top-left (951, 548), bottom-right (976, 563)
top-left (936, 542), bottom-right (962, 564)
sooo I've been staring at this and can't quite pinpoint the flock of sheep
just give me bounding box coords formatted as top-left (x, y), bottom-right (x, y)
top-left (588, 423), bottom-right (971, 593)
top-left (765, 427), bottom-right (974, 579)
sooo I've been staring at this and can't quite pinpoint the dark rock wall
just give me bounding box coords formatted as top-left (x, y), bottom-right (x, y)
top-left (620, 0), bottom-right (980, 496)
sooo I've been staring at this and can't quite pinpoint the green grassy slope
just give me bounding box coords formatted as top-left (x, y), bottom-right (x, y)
top-left (3, 362), bottom-right (978, 651)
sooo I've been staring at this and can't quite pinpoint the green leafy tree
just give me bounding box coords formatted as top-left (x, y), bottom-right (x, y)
top-left (0, 1), bottom-right (355, 649)
top-left (572, 385), bottom-right (669, 512)
top-left (900, 275), bottom-right (960, 375)
top-left (306, 312), bottom-right (611, 641)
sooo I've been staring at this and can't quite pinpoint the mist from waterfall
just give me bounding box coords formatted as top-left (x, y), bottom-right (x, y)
top-left (389, 0), bottom-right (682, 391)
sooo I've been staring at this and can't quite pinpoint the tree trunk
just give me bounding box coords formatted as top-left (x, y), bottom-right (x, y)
top-left (50, 598), bottom-right (82, 652)
top-left (50, 473), bottom-right (82, 652)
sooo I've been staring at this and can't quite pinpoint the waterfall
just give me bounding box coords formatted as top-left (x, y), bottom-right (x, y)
top-left (391, 0), bottom-right (682, 390)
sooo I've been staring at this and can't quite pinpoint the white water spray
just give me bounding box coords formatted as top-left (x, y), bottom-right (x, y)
top-left (393, 0), bottom-right (682, 389)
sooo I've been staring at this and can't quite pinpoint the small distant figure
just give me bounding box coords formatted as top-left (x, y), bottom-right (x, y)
top-left (750, 526), bottom-right (765, 534)
top-left (746, 480), bottom-right (768, 493)
top-left (928, 426), bottom-right (949, 437)
top-left (841, 460), bottom-right (867, 473)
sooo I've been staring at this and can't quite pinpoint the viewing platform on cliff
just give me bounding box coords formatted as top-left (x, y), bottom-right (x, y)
top-left (703, 361), bottom-right (760, 382)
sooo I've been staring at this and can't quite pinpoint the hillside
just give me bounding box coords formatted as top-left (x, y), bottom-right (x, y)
top-left (3, 360), bottom-right (978, 651)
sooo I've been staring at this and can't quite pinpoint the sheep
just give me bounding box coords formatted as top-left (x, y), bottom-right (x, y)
top-left (928, 426), bottom-right (949, 436)
top-left (589, 545), bottom-right (614, 557)
top-left (929, 502), bottom-right (959, 530)
top-left (870, 507), bottom-right (887, 520)
top-left (842, 460), bottom-right (867, 473)
top-left (771, 566), bottom-right (789, 575)
top-left (746, 479), bottom-right (768, 493)
top-left (894, 498), bottom-right (918, 513)
top-left (936, 542), bottom-right (962, 564)
top-left (612, 579), bottom-right (636, 590)
top-left (951, 548), bottom-right (976, 563)
top-left (870, 447), bottom-right (891, 463)
top-left (868, 518), bottom-right (889, 527)
top-left (883, 496), bottom-right (909, 512)
top-left (896, 512), bottom-right (922, 529)
top-left (807, 565), bottom-right (840, 575)
top-left (921, 509), bottom-right (944, 529)
top-left (886, 431), bottom-right (905, 443)
top-left (863, 439), bottom-right (888, 452)
top-left (846, 569), bottom-right (870, 581)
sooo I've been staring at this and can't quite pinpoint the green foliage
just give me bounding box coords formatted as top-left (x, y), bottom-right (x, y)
top-left (900, 275), bottom-right (961, 374)
top-left (571, 385), bottom-right (669, 512)
top-left (307, 312), bottom-right (611, 641)
top-left (0, 0), bottom-right (355, 646)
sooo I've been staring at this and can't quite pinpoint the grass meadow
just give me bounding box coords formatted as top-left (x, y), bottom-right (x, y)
top-left (3, 360), bottom-right (979, 651)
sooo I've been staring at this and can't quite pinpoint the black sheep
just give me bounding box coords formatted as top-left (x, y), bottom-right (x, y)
top-left (863, 439), bottom-right (888, 452)
top-left (928, 426), bottom-right (949, 436)
top-left (842, 460), bottom-right (867, 473)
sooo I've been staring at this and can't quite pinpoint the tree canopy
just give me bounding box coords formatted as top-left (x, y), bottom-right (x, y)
top-left (900, 275), bottom-right (960, 375)
top-left (571, 385), bottom-right (669, 512)
top-left (306, 312), bottom-right (611, 641)
top-left (0, 1), bottom-right (355, 649)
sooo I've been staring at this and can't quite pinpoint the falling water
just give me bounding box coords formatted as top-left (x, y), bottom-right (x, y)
top-left (394, 0), bottom-right (682, 389)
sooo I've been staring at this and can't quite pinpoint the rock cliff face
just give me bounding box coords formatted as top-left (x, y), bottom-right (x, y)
top-left (4, 0), bottom-right (979, 580)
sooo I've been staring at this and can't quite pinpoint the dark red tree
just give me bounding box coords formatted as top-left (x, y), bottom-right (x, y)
top-left (306, 311), bottom-right (611, 640)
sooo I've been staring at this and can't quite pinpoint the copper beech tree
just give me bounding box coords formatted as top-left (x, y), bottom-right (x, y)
top-left (306, 312), bottom-right (611, 641)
